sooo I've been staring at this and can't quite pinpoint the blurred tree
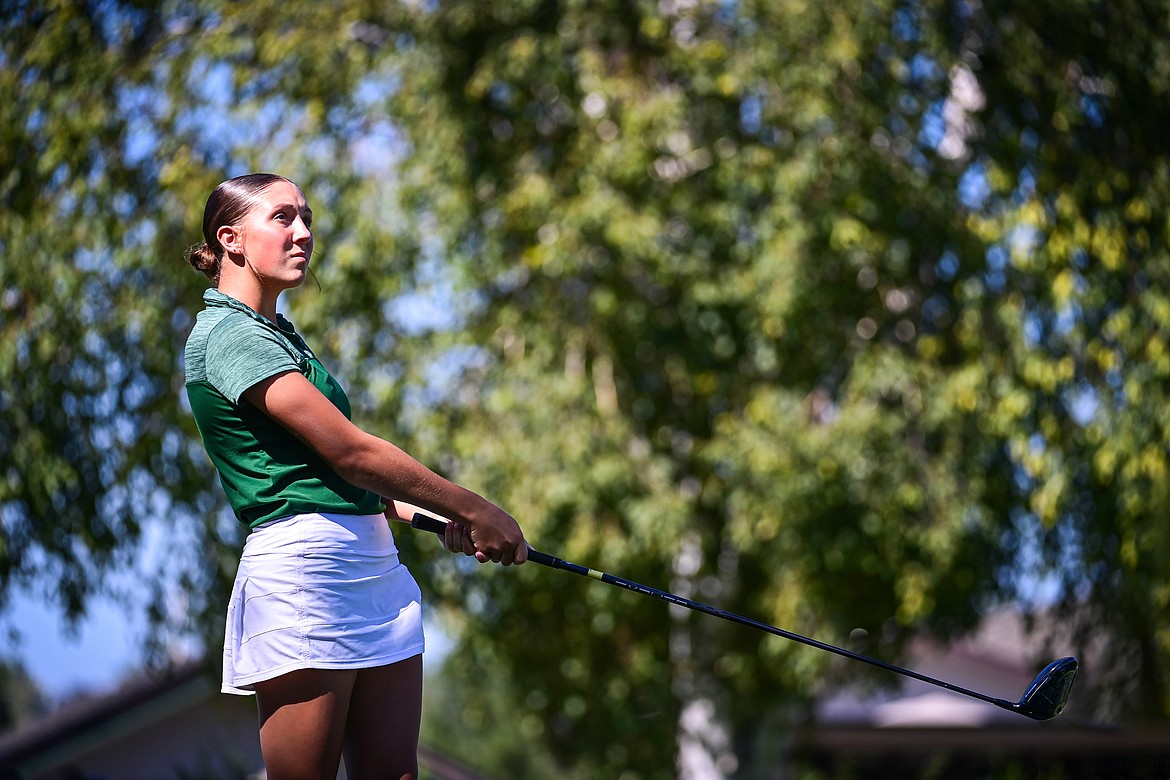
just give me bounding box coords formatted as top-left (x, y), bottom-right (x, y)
top-left (0, 0), bottom-right (216, 642)
top-left (353, 0), bottom-right (1170, 772)
top-left (945, 0), bottom-right (1170, 724)
top-left (1, 0), bottom-right (1168, 777)
top-left (0, 658), bottom-right (47, 732)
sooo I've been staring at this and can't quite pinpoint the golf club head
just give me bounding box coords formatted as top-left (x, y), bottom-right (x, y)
top-left (1014, 656), bottom-right (1078, 720)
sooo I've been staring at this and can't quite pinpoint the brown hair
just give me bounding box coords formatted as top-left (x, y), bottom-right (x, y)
top-left (185, 172), bottom-right (292, 284)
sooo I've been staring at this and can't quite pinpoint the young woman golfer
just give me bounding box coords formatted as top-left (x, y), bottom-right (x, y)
top-left (183, 172), bottom-right (528, 780)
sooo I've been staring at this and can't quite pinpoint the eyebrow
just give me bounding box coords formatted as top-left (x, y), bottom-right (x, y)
top-left (271, 202), bottom-right (313, 218)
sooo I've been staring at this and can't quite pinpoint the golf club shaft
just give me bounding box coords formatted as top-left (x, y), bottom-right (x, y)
top-left (408, 513), bottom-right (1016, 711)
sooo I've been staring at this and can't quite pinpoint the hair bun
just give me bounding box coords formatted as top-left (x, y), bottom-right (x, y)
top-left (185, 241), bottom-right (220, 283)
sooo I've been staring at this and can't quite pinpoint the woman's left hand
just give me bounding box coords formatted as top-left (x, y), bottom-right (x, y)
top-left (443, 519), bottom-right (477, 558)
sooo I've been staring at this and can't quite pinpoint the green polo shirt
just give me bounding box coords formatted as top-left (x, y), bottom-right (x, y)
top-left (184, 290), bottom-right (383, 527)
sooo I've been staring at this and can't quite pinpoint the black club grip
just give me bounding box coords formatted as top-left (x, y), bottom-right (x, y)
top-left (409, 513), bottom-right (555, 567)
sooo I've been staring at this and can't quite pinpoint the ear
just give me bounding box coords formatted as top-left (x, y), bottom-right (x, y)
top-left (216, 224), bottom-right (244, 256)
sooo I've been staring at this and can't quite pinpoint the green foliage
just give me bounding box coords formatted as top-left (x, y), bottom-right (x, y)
top-left (940, 0), bottom-right (1170, 720)
top-left (2, 0), bottom-right (1169, 775)
top-left (0, 1), bottom-right (212, 627)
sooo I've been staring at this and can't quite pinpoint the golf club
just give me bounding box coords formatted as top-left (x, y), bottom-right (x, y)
top-left (408, 513), bottom-right (1077, 721)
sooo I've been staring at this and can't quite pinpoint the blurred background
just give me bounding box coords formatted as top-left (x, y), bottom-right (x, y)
top-left (1, 1), bottom-right (1169, 778)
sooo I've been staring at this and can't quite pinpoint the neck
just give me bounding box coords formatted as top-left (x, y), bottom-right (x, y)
top-left (217, 279), bottom-right (280, 322)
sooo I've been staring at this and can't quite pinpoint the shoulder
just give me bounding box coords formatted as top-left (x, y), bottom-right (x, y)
top-left (209, 313), bottom-right (301, 371)
top-left (190, 309), bottom-right (277, 361)
top-left (189, 311), bottom-right (302, 403)
top-left (185, 307), bottom-right (239, 383)
top-left (205, 310), bottom-right (279, 352)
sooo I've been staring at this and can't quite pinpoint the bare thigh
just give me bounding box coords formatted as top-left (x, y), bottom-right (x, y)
top-left (255, 668), bottom-right (358, 780)
top-left (343, 655), bottom-right (424, 780)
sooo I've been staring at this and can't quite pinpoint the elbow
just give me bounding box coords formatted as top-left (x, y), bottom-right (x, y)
top-left (325, 433), bottom-right (381, 490)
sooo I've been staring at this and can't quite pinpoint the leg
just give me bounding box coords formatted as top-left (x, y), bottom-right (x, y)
top-left (255, 668), bottom-right (358, 780)
top-left (342, 655), bottom-right (424, 780)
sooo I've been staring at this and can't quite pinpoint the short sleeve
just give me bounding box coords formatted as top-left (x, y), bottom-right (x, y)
top-left (204, 314), bottom-right (301, 403)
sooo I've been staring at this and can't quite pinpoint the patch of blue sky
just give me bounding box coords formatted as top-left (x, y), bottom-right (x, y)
top-left (385, 249), bottom-right (464, 337)
top-left (984, 243), bottom-right (1008, 293)
top-left (118, 83), bottom-right (162, 166)
top-left (918, 100), bottom-right (944, 149)
top-left (1013, 165), bottom-right (1037, 203)
top-left (892, 5), bottom-right (920, 42)
top-left (1007, 222), bottom-right (1042, 262)
top-left (1023, 311), bottom-right (1044, 348)
top-left (908, 53), bottom-right (943, 84)
top-left (351, 119), bottom-right (408, 178)
top-left (936, 250), bottom-right (959, 282)
top-left (739, 94), bottom-right (762, 135)
top-left (1063, 384), bottom-right (1099, 426)
top-left (1004, 509), bottom-right (1068, 608)
top-left (958, 162), bottom-right (990, 211)
top-left (0, 511), bottom-right (201, 702)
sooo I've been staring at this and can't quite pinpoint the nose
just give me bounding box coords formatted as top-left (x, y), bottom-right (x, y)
top-left (293, 215), bottom-right (313, 243)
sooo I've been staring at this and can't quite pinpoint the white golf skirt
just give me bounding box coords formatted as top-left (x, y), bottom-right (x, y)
top-left (222, 511), bottom-right (425, 695)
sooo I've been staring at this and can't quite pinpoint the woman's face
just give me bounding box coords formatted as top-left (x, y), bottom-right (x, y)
top-left (236, 180), bottom-right (314, 290)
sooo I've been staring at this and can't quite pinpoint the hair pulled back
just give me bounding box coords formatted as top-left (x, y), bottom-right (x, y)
top-left (185, 172), bottom-right (292, 284)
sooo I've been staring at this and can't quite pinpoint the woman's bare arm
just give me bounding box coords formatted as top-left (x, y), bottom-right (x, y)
top-left (242, 369), bottom-right (527, 565)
